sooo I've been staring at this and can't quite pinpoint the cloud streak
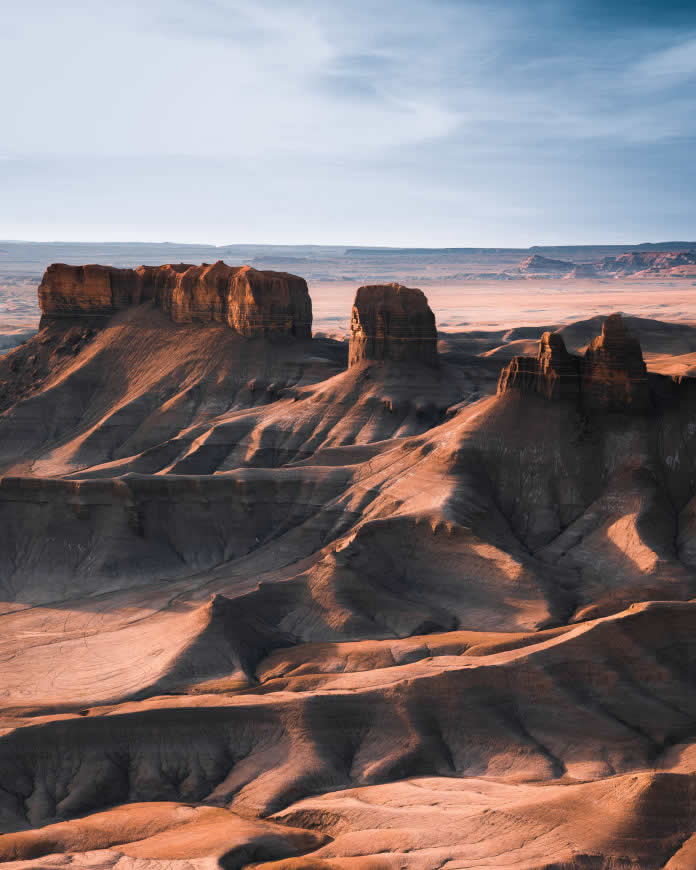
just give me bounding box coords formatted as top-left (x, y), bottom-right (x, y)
top-left (0, 0), bottom-right (694, 243)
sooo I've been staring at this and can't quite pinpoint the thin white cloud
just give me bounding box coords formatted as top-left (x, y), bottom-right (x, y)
top-left (1, 0), bottom-right (694, 244)
top-left (632, 34), bottom-right (696, 88)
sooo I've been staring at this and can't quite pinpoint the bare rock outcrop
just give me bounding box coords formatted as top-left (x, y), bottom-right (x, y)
top-left (596, 250), bottom-right (696, 277)
top-left (498, 313), bottom-right (650, 413)
top-left (497, 331), bottom-right (580, 400)
top-left (519, 254), bottom-right (574, 274)
top-left (39, 261), bottom-right (312, 338)
top-left (38, 264), bottom-right (142, 315)
top-left (348, 283), bottom-right (438, 367)
top-left (582, 312), bottom-right (649, 412)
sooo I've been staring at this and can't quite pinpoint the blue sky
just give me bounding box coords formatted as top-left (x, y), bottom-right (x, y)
top-left (1, 0), bottom-right (695, 246)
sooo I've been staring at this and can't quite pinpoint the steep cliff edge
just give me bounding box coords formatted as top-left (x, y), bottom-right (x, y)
top-left (348, 283), bottom-right (438, 367)
top-left (582, 312), bottom-right (650, 412)
top-left (38, 261), bottom-right (312, 338)
top-left (498, 312), bottom-right (652, 413)
top-left (497, 330), bottom-right (580, 401)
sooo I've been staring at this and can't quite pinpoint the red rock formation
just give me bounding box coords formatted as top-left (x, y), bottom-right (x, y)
top-left (497, 331), bottom-right (580, 401)
top-left (597, 250), bottom-right (696, 277)
top-left (39, 261), bottom-right (312, 339)
top-left (348, 283), bottom-right (438, 367)
top-left (498, 313), bottom-right (650, 413)
top-left (227, 266), bottom-right (312, 338)
top-left (519, 254), bottom-right (574, 274)
top-left (582, 312), bottom-right (650, 412)
top-left (38, 264), bottom-right (142, 315)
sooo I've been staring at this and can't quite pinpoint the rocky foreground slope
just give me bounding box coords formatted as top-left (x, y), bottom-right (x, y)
top-left (1, 265), bottom-right (696, 868)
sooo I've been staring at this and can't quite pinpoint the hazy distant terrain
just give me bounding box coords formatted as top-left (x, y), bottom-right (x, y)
top-left (3, 239), bottom-right (695, 283)
top-left (2, 240), bottom-right (696, 345)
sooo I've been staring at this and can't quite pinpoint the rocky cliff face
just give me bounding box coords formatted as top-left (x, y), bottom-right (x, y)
top-left (498, 313), bottom-right (650, 413)
top-left (38, 264), bottom-right (142, 315)
top-left (518, 254), bottom-right (574, 274)
top-left (39, 261), bottom-right (312, 338)
top-left (497, 331), bottom-right (580, 401)
top-left (597, 250), bottom-right (696, 277)
top-left (582, 313), bottom-right (649, 412)
top-left (348, 283), bottom-right (438, 367)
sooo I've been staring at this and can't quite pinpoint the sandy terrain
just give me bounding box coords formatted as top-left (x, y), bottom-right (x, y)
top-left (2, 254), bottom-right (696, 868)
top-left (311, 278), bottom-right (696, 337)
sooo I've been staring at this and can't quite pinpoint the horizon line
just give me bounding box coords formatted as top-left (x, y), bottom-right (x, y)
top-left (2, 239), bottom-right (696, 251)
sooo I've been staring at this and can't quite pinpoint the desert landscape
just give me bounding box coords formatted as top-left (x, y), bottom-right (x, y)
top-left (3, 0), bottom-right (696, 863)
top-left (0, 246), bottom-right (696, 867)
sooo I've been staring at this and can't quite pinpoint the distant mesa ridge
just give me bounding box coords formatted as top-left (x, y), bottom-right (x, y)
top-left (348, 282), bottom-right (438, 367)
top-left (517, 248), bottom-right (696, 278)
top-left (498, 312), bottom-right (651, 412)
top-left (597, 249), bottom-right (696, 277)
top-left (565, 263), bottom-right (597, 278)
top-left (518, 254), bottom-right (575, 274)
top-left (38, 261), bottom-right (313, 338)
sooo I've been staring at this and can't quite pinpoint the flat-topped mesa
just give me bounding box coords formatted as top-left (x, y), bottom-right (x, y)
top-left (582, 312), bottom-right (649, 412)
top-left (497, 331), bottom-right (580, 401)
top-left (39, 261), bottom-right (312, 339)
top-left (348, 283), bottom-right (438, 367)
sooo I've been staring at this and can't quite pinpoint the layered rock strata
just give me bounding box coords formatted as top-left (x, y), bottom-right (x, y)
top-left (348, 283), bottom-right (438, 367)
top-left (498, 313), bottom-right (650, 413)
top-left (518, 254), bottom-right (574, 274)
top-left (582, 313), bottom-right (650, 412)
top-left (497, 330), bottom-right (580, 401)
top-left (38, 261), bottom-right (312, 338)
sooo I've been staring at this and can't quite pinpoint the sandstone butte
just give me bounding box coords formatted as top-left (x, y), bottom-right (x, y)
top-left (348, 282), bottom-right (439, 367)
top-left (38, 261), bottom-right (313, 339)
top-left (498, 311), bottom-right (651, 412)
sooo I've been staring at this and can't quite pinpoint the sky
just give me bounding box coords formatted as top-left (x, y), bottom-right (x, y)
top-left (1, 0), bottom-right (695, 246)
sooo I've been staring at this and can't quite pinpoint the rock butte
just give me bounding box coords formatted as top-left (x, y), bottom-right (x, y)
top-left (583, 311), bottom-right (650, 412)
top-left (498, 311), bottom-right (651, 412)
top-left (497, 329), bottom-right (580, 402)
top-left (348, 282), bottom-right (438, 367)
top-left (38, 261), bottom-right (313, 339)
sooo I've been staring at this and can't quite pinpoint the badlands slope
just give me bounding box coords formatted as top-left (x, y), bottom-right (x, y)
top-left (1, 262), bottom-right (696, 868)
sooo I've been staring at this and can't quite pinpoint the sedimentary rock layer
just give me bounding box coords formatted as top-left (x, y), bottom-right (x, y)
top-left (498, 312), bottom-right (650, 413)
top-left (497, 330), bottom-right (580, 401)
top-left (349, 283), bottom-right (438, 367)
top-left (518, 254), bottom-right (574, 273)
top-left (582, 311), bottom-right (650, 411)
top-left (38, 261), bottom-right (312, 338)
